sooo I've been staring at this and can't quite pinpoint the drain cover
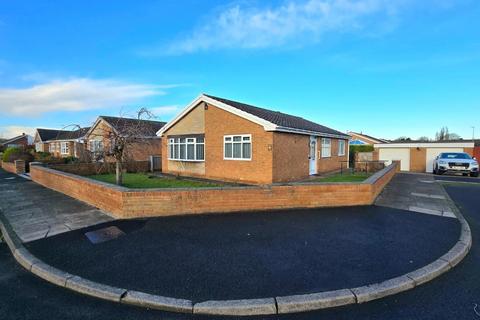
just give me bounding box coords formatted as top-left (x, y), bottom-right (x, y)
top-left (85, 226), bottom-right (125, 244)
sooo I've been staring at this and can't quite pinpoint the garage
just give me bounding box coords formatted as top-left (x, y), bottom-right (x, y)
top-left (425, 148), bottom-right (463, 173)
top-left (374, 141), bottom-right (475, 173)
top-left (378, 148), bottom-right (410, 171)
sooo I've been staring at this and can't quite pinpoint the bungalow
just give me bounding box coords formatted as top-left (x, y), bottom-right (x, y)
top-left (1, 133), bottom-right (33, 149)
top-left (85, 116), bottom-right (166, 162)
top-left (157, 94), bottom-right (350, 184)
top-left (34, 128), bottom-right (64, 153)
top-left (347, 131), bottom-right (389, 145)
top-left (47, 127), bottom-right (91, 159)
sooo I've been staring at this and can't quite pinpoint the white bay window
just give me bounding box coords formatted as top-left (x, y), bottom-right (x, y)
top-left (168, 136), bottom-right (205, 161)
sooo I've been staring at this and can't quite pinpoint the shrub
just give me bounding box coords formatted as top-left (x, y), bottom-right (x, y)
top-left (2, 147), bottom-right (34, 163)
top-left (63, 156), bottom-right (79, 164)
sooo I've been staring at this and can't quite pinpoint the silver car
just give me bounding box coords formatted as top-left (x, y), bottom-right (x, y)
top-left (433, 152), bottom-right (479, 177)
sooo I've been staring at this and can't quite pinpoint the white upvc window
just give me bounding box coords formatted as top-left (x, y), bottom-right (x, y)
top-left (168, 136), bottom-right (205, 161)
top-left (89, 140), bottom-right (104, 153)
top-left (321, 138), bottom-right (331, 158)
top-left (61, 142), bottom-right (70, 155)
top-left (224, 134), bottom-right (252, 160)
top-left (338, 140), bottom-right (346, 156)
top-left (35, 143), bottom-right (42, 152)
top-left (49, 143), bottom-right (54, 153)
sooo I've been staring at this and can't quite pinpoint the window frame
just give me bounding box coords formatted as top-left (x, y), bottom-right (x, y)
top-left (223, 134), bottom-right (252, 161)
top-left (168, 136), bottom-right (205, 162)
top-left (338, 139), bottom-right (346, 156)
top-left (321, 138), bottom-right (331, 158)
top-left (60, 142), bottom-right (70, 155)
top-left (89, 140), bottom-right (104, 153)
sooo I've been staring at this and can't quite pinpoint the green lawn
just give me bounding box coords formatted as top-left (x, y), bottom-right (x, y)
top-left (87, 173), bottom-right (222, 188)
top-left (311, 172), bottom-right (372, 183)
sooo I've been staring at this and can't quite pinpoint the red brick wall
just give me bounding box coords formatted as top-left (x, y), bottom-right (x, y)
top-left (1, 161), bottom-right (17, 174)
top-left (30, 165), bottom-right (124, 215)
top-left (204, 104), bottom-right (274, 184)
top-left (30, 162), bottom-right (398, 219)
top-left (474, 146), bottom-right (480, 160)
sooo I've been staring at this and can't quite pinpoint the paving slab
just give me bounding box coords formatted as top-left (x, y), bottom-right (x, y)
top-left (0, 169), bottom-right (114, 242)
top-left (376, 173), bottom-right (458, 218)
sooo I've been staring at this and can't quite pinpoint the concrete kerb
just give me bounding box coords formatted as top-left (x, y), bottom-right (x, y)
top-left (0, 198), bottom-right (473, 316)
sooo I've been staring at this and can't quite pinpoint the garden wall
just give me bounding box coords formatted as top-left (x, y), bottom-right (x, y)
top-left (1, 160), bottom-right (26, 174)
top-left (30, 162), bottom-right (399, 219)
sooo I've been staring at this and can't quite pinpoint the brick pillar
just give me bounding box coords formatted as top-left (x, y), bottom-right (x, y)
top-left (14, 160), bottom-right (26, 174)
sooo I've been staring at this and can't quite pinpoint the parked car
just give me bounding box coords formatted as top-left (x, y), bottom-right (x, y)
top-left (433, 152), bottom-right (479, 177)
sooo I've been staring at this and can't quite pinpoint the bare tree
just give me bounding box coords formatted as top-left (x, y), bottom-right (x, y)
top-left (87, 108), bottom-right (159, 186)
top-left (435, 127), bottom-right (462, 141)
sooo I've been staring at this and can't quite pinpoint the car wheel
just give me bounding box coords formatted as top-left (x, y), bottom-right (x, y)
top-left (433, 166), bottom-right (437, 175)
top-left (471, 172), bottom-right (479, 178)
top-left (463, 173), bottom-right (468, 176)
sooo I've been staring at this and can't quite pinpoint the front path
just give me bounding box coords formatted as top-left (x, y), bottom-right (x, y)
top-left (0, 169), bottom-right (113, 242)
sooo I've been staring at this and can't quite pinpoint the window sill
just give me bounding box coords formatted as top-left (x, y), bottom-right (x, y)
top-left (168, 159), bottom-right (205, 163)
top-left (223, 158), bottom-right (252, 161)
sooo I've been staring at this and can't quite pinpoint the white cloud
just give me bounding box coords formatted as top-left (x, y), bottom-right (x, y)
top-left (0, 78), bottom-right (176, 117)
top-left (160, 0), bottom-right (407, 55)
top-left (150, 105), bottom-right (180, 116)
top-left (0, 126), bottom-right (35, 139)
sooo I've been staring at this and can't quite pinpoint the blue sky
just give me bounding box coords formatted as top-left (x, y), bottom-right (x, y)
top-left (0, 0), bottom-right (479, 140)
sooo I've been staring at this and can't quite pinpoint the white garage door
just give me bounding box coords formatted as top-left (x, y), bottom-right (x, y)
top-left (379, 148), bottom-right (410, 171)
top-left (425, 148), bottom-right (464, 173)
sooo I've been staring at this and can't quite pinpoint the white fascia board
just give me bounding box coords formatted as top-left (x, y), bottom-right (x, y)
top-left (374, 142), bottom-right (474, 148)
top-left (271, 126), bottom-right (350, 139)
top-left (156, 94), bottom-right (277, 136)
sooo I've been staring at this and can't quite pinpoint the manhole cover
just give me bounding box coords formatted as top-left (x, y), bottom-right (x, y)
top-left (85, 226), bottom-right (125, 244)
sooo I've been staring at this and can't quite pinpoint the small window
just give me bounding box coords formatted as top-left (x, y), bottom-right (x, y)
top-left (61, 142), bottom-right (70, 155)
top-left (321, 138), bottom-right (331, 158)
top-left (338, 140), bottom-right (346, 156)
top-left (224, 135), bottom-right (252, 160)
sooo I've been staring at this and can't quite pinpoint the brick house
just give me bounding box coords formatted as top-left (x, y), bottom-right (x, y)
top-left (157, 94), bottom-right (350, 184)
top-left (85, 116), bottom-right (166, 162)
top-left (347, 131), bottom-right (389, 145)
top-left (1, 133), bottom-right (33, 149)
top-left (374, 140), bottom-right (475, 172)
top-left (33, 128), bottom-right (90, 158)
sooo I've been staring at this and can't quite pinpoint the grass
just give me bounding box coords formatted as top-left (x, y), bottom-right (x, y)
top-left (87, 173), bottom-right (222, 189)
top-left (311, 172), bottom-right (372, 183)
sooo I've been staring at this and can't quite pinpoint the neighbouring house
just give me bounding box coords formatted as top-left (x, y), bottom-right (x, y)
top-left (347, 131), bottom-right (389, 145)
top-left (474, 140), bottom-right (480, 160)
top-left (157, 94), bottom-right (350, 184)
top-left (85, 116), bottom-right (166, 162)
top-left (0, 133), bottom-right (33, 149)
top-left (374, 140), bottom-right (475, 172)
top-left (34, 127), bottom-right (90, 158)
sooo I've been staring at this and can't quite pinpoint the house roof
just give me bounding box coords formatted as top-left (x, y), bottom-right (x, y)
top-left (55, 127), bottom-right (91, 140)
top-left (36, 128), bottom-right (65, 142)
top-left (348, 131), bottom-right (390, 144)
top-left (36, 127), bottom-right (90, 142)
top-left (158, 94), bottom-right (350, 138)
top-left (98, 116), bottom-right (166, 137)
top-left (1, 134), bottom-right (33, 146)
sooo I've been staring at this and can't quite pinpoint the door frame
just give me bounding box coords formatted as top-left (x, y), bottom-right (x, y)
top-left (309, 136), bottom-right (317, 175)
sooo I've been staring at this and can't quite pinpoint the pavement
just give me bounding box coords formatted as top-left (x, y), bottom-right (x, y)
top-left (0, 169), bottom-right (113, 242)
top-left (0, 183), bottom-right (478, 319)
top-left (375, 172), bottom-right (458, 217)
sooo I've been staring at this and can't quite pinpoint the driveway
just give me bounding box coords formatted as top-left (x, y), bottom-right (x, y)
top-left (0, 169), bottom-right (113, 242)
